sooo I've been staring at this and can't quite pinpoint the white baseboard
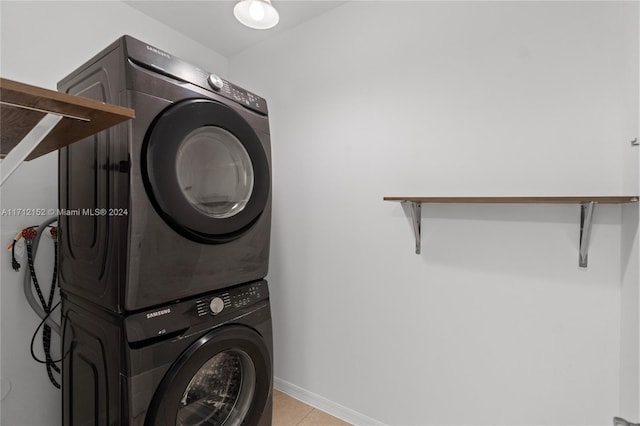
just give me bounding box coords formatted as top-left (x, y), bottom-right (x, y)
top-left (274, 376), bottom-right (388, 426)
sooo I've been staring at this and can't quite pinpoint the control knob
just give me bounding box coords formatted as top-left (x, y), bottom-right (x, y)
top-left (208, 74), bottom-right (224, 91)
top-left (209, 297), bottom-right (224, 315)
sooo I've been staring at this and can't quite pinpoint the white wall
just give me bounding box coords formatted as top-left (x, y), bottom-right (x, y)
top-left (230, 2), bottom-right (639, 425)
top-left (619, 2), bottom-right (640, 409)
top-left (620, 203), bottom-right (639, 421)
top-left (0, 2), bottom-right (227, 425)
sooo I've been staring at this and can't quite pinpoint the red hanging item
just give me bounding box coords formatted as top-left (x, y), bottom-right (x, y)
top-left (21, 227), bottom-right (37, 241)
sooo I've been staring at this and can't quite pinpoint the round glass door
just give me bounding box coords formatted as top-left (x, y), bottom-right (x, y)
top-left (177, 350), bottom-right (256, 426)
top-left (145, 326), bottom-right (272, 426)
top-left (176, 127), bottom-right (254, 219)
top-left (143, 99), bottom-right (270, 243)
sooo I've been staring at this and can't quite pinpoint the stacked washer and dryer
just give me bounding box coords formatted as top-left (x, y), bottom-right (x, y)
top-left (57, 36), bottom-right (273, 426)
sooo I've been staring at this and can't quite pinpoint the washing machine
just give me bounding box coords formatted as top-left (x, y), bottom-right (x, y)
top-left (61, 279), bottom-right (273, 425)
top-left (57, 35), bottom-right (272, 313)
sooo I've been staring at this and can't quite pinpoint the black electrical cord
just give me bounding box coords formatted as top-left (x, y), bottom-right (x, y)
top-left (11, 241), bottom-right (20, 271)
top-left (29, 301), bottom-right (63, 365)
top-left (42, 239), bottom-right (60, 383)
top-left (21, 220), bottom-right (60, 335)
top-left (23, 226), bottom-right (61, 389)
top-left (28, 303), bottom-right (61, 388)
top-left (25, 239), bottom-right (48, 310)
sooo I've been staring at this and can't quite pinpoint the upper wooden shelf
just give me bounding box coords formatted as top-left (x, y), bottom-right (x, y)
top-left (1, 77), bottom-right (135, 160)
top-left (384, 196), bottom-right (639, 204)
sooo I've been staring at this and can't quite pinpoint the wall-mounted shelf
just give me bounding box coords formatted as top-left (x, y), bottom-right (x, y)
top-left (1, 77), bottom-right (135, 185)
top-left (383, 196), bottom-right (639, 267)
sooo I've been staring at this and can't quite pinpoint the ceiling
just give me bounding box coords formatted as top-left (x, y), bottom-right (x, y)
top-left (125, 1), bottom-right (347, 57)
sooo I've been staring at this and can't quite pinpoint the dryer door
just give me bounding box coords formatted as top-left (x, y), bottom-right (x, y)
top-left (145, 326), bottom-right (272, 426)
top-left (143, 99), bottom-right (270, 243)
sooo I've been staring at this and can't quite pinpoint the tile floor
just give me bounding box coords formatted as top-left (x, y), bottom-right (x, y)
top-left (272, 390), bottom-right (352, 426)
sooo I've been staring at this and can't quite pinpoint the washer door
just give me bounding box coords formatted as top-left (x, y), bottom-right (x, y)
top-left (143, 99), bottom-right (270, 243)
top-left (146, 326), bottom-right (272, 426)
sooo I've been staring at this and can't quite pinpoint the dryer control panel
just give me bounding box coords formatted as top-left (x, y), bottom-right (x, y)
top-left (124, 35), bottom-right (268, 115)
top-left (125, 280), bottom-right (269, 344)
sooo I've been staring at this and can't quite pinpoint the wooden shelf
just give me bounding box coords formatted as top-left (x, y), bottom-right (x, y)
top-left (384, 196), bottom-right (639, 204)
top-left (1, 77), bottom-right (134, 184)
top-left (384, 195), bottom-right (639, 267)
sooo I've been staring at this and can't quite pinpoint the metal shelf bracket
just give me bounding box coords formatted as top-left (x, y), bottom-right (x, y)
top-left (578, 201), bottom-right (596, 268)
top-left (402, 201), bottom-right (421, 254)
top-left (614, 417), bottom-right (639, 426)
top-left (1, 113), bottom-right (62, 185)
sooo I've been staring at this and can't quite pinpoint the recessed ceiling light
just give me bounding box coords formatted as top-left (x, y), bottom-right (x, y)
top-left (234, 0), bottom-right (279, 30)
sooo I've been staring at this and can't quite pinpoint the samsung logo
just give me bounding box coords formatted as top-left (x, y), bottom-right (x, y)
top-left (146, 308), bottom-right (171, 319)
top-left (146, 45), bottom-right (171, 59)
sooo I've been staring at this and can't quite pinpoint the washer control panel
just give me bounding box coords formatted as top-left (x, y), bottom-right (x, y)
top-left (195, 281), bottom-right (266, 317)
top-left (125, 280), bottom-right (268, 344)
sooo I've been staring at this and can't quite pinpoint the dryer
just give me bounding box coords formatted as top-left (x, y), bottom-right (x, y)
top-left (61, 280), bottom-right (273, 425)
top-left (57, 36), bottom-right (272, 312)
